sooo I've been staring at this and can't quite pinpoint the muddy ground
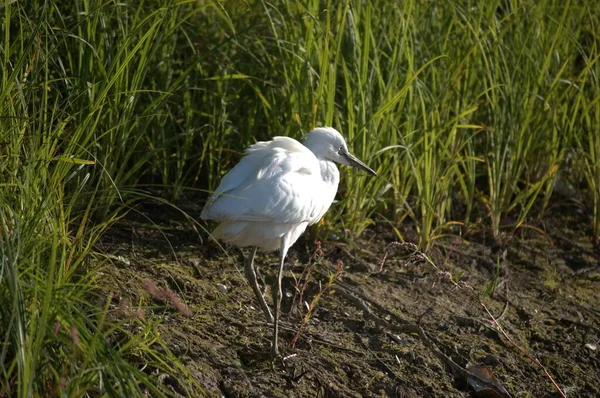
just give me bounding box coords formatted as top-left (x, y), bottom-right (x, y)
top-left (98, 198), bottom-right (600, 397)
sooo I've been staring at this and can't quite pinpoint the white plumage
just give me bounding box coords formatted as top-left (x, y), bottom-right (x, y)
top-left (201, 127), bottom-right (376, 356)
top-left (201, 136), bottom-right (338, 250)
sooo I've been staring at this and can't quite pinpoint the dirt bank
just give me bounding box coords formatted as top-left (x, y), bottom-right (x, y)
top-left (99, 200), bottom-right (600, 397)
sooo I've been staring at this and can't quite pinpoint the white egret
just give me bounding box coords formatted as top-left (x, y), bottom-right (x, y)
top-left (201, 127), bottom-right (376, 356)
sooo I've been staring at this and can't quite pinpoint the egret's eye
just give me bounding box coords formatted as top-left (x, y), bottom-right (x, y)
top-left (338, 145), bottom-right (344, 152)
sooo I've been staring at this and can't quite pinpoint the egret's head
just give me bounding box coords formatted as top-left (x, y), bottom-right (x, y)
top-left (302, 127), bottom-right (377, 176)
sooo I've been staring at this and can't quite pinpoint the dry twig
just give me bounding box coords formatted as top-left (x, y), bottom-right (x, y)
top-left (480, 302), bottom-right (566, 398)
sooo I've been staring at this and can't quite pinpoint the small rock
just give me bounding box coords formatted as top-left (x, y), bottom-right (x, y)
top-left (584, 343), bottom-right (597, 351)
top-left (106, 254), bottom-right (130, 266)
top-left (388, 334), bottom-right (410, 345)
top-left (217, 283), bottom-right (228, 294)
top-left (187, 257), bottom-right (201, 268)
top-left (329, 233), bottom-right (340, 241)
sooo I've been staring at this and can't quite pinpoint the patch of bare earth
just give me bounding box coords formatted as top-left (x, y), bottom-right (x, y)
top-left (99, 201), bottom-right (600, 397)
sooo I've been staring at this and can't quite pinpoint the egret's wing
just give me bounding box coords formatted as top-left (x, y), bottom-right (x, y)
top-left (203, 137), bottom-right (307, 204)
top-left (201, 137), bottom-right (333, 224)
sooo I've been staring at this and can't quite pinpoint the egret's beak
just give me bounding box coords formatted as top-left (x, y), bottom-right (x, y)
top-left (343, 152), bottom-right (377, 176)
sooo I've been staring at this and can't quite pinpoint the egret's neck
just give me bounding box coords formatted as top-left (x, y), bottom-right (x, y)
top-left (303, 137), bottom-right (328, 160)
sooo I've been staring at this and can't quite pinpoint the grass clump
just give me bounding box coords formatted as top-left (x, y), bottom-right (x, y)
top-left (0, 0), bottom-right (204, 395)
top-left (1, 0), bottom-right (599, 395)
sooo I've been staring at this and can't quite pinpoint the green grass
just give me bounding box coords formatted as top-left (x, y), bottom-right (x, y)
top-left (1, 0), bottom-right (598, 395)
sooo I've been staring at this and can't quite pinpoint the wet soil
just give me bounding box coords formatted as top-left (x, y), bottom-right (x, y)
top-left (98, 199), bottom-right (600, 397)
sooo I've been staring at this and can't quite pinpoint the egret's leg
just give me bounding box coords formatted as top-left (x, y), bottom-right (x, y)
top-left (244, 247), bottom-right (274, 324)
top-left (272, 234), bottom-right (291, 357)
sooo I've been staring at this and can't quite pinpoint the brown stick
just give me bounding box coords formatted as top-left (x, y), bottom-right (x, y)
top-left (480, 302), bottom-right (566, 398)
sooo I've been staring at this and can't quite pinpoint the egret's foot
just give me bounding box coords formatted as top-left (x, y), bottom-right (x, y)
top-left (263, 308), bottom-right (275, 325)
top-left (250, 294), bottom-right (275, 325)
top-left (252, 293), bottom-right (274, 325)
top-left (269, 351), bottom-right (284, 370)
top-left (270, 342), bottom-right (280, 359)
top-left (270, 326), bottom-right (281, 358)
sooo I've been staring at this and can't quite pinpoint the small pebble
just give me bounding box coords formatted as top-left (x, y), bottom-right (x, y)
top-left (107, 254), bottom-right (130, 266)
top-left (217, 283), bottom-right (228, 294)
top-left (187, 257), bottom-right (200, 268)
top-left (584, 343), bottom-right (597, 351)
